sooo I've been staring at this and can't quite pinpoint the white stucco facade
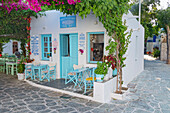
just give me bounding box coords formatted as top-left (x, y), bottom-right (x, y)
top-left (30, 10), bottom-right (144, 87)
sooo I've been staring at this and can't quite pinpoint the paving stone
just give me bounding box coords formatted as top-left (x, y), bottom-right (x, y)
top-left (133, 109), bottom-right (151, 113)
top-left (28, 105), bottom-right (46, 111)
top-left (86, 101), bottom-right (102, 107)
top-left (46, 102), bottom-right (57, 106)
top-left (91, 108), bottom-right (108, 113)
top-left (77, 106), bottom-right (93, 112)
top-left (66, 102), bottom-right (85, 108)
top-left (0, 108), bottom-right (10, 113)
top-left (57, 107), bottom-right (75, 113)
top-left (50, 105), bottom-right (63, 110)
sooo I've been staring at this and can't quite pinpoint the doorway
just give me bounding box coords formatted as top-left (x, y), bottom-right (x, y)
top-left (13, 42), bottom-right (18, 54)
top-left (60, 33), bottom-right (78, 78)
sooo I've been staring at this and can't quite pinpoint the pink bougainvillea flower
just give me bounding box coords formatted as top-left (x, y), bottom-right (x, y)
top-left (79, 49), bottom-right (84, 54)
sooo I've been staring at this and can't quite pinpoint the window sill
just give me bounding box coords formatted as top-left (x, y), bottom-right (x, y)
top-left (88, 61), bottom-right (102, 64)
top-left (41, 59), bottom-right (50, 61)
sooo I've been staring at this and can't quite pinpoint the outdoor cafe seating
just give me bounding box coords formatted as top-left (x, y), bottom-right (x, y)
top-left (65, 64), bottom-right (96, 94)
top-left (25, 62), bottom-right (56, 82)
top-left (0, 55), bottom-right (18, 75)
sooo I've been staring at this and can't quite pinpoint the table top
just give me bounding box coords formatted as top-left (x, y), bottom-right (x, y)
top-left (71, 67), bottom-right (94, 73)
top-left (6, 62), bottom-right (17, 64)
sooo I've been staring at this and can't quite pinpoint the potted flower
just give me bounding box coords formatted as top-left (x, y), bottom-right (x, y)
top-left (17, 58), bottom-right (25, 80)
top-left (94, 62), bottom-right (108, 82)
top-left (104, 55), bottom-right (117, 77)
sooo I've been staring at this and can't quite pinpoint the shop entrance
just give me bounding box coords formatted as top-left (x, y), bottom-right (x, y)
top-left (60, 33), bottom-right (78, 78)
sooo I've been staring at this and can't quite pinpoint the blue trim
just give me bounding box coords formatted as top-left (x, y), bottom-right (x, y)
top-left (41, 34), bottom-right (52, 60)
top-left (87, 32), bottom-right (105, 64)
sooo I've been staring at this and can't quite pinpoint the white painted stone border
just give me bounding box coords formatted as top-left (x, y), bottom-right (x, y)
top-left (25, 79), bottom-right (97, 102)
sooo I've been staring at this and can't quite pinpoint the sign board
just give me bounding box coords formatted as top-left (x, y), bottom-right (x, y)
top-left (31, 36), bottom-right (39, 55)
top-left (60, 16), bottom-right (76, 28)
top-left (79, 33), bottom-right (85, 49)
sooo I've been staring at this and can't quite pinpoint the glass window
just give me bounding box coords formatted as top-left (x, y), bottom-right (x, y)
top-left (88, 32), bottom-right (104, 63)
top-left (42, 34), bottom-right (52, 60)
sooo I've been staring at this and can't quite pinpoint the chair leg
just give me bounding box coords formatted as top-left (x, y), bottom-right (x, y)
top-left (84, 80), bottom-right (87, 94)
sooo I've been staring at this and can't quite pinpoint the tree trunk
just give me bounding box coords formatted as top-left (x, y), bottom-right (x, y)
top-left (166, 26), bottom-right (170, 64)
top-left (115, 39), bottom-right (119, 93)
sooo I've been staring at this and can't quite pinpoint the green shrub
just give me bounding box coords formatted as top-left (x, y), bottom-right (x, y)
top-left (153, 49), bottom-right (160, 58)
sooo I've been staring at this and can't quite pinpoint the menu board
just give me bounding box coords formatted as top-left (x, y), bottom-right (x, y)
top-left (31, 36), bottom-right (39, 55)
top-left (60, 16), bottom-right (76, 28)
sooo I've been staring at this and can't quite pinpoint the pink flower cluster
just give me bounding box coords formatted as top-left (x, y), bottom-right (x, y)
top-left (0, 0), bottom-right (81, 13)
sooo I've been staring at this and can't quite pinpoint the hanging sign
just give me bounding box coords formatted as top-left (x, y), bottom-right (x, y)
top-left (60, 16), bottom-right (76, 28)
top-left (31, 36), bottom-right (39, 55)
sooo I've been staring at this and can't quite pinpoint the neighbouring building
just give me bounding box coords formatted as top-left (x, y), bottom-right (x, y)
top-left (2, 40), bottom-right (21, 55)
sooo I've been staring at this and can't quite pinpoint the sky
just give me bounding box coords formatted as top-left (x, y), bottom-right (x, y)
top-left (159, 0), bottom-right (170, 9)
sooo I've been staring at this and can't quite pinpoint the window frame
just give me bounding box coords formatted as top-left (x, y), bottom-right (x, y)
top-left (87, 32), bottom-right (105, 63)
top-left (41, 34), bottom-right (52, 61)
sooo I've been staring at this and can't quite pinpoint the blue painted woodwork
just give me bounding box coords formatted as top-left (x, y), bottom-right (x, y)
top-left (87, 32), bottom-right (105, 63)
top-left (153, 35), bottom-right (157, 42)
top-left (60, 33), bottom-right (78, 78)
top-left (60, 16), bottom-right (76, 28)
top-left (41, 34), bottom-right (52, 60)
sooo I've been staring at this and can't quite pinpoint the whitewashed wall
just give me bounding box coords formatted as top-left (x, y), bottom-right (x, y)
top-left (30, 10), bottom-right (144, 87)
top-left (2, 40), bottom-right (21, 55)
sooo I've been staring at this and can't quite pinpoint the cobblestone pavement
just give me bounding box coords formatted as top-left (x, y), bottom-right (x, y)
top-left (0, 60), bottom-right (170, 113)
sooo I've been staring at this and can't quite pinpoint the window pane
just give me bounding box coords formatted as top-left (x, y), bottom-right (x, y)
top-left (44, 43), bottom-right (48, 47)
top-left (49, 37), bottom-right (51, 41)
top-left (44, 53), bottom-right (46, 57)
top-left (90, 34), bottom-right (104, 61)
top-left (44, 48), bottom-right (48, 52)
top-left (50, 53), bottom-right (52, 56)
top-left (46, 37), bottom-right (48, 41)
top-left (50, 42), bottom-right (52, 47)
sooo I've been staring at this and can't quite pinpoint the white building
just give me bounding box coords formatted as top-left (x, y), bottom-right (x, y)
top-left (30, 10), bottom-right (144, 102)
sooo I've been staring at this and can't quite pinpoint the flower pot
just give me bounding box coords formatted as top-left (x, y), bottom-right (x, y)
top-left (17, 73), bottom-right (25, 80)
top-left (112, 68), bottom-right (117, 77)
top-left (96, 74), bottom-right (104, 82)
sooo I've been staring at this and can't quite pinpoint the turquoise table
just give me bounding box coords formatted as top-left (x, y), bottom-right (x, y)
top-left (32, 64), bottom-right (48, 80)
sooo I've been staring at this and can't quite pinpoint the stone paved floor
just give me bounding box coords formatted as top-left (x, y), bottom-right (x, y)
top-left (0, 59), bottom-right (170, 113)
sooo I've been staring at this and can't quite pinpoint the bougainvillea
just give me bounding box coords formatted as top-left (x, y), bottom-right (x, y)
top-left (0, 0), bottom-right (81, 13)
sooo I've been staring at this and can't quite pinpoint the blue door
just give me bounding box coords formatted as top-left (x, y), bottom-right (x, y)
top-left (60, 33), bottom-right (78, 78)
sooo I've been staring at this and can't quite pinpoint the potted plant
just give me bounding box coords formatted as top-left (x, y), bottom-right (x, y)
top-left (104, 55), bottom-right (117, 78)
top-left (17, 58), bottom-right (25, 80)
top-left (94, 62), bottom-right (108, 82)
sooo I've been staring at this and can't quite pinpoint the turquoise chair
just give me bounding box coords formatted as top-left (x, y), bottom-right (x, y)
top-left (25, 64), bottom-right (33, 80)
top-left (41, 64), bottom-right (56, 81)
top-left (7, 58), bottom-right (18, 75)
top-left (0, 59), bottom-right (5, 73)
top-left (84, 67), bottom-right (97, 94)
top-left (65, 68), bottom-right (78, 85)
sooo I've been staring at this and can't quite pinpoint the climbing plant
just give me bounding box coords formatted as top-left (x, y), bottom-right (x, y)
top-left (1, 0), bottom-right (133, 93)
top-left (49, 0), bottom-right (132, 93)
